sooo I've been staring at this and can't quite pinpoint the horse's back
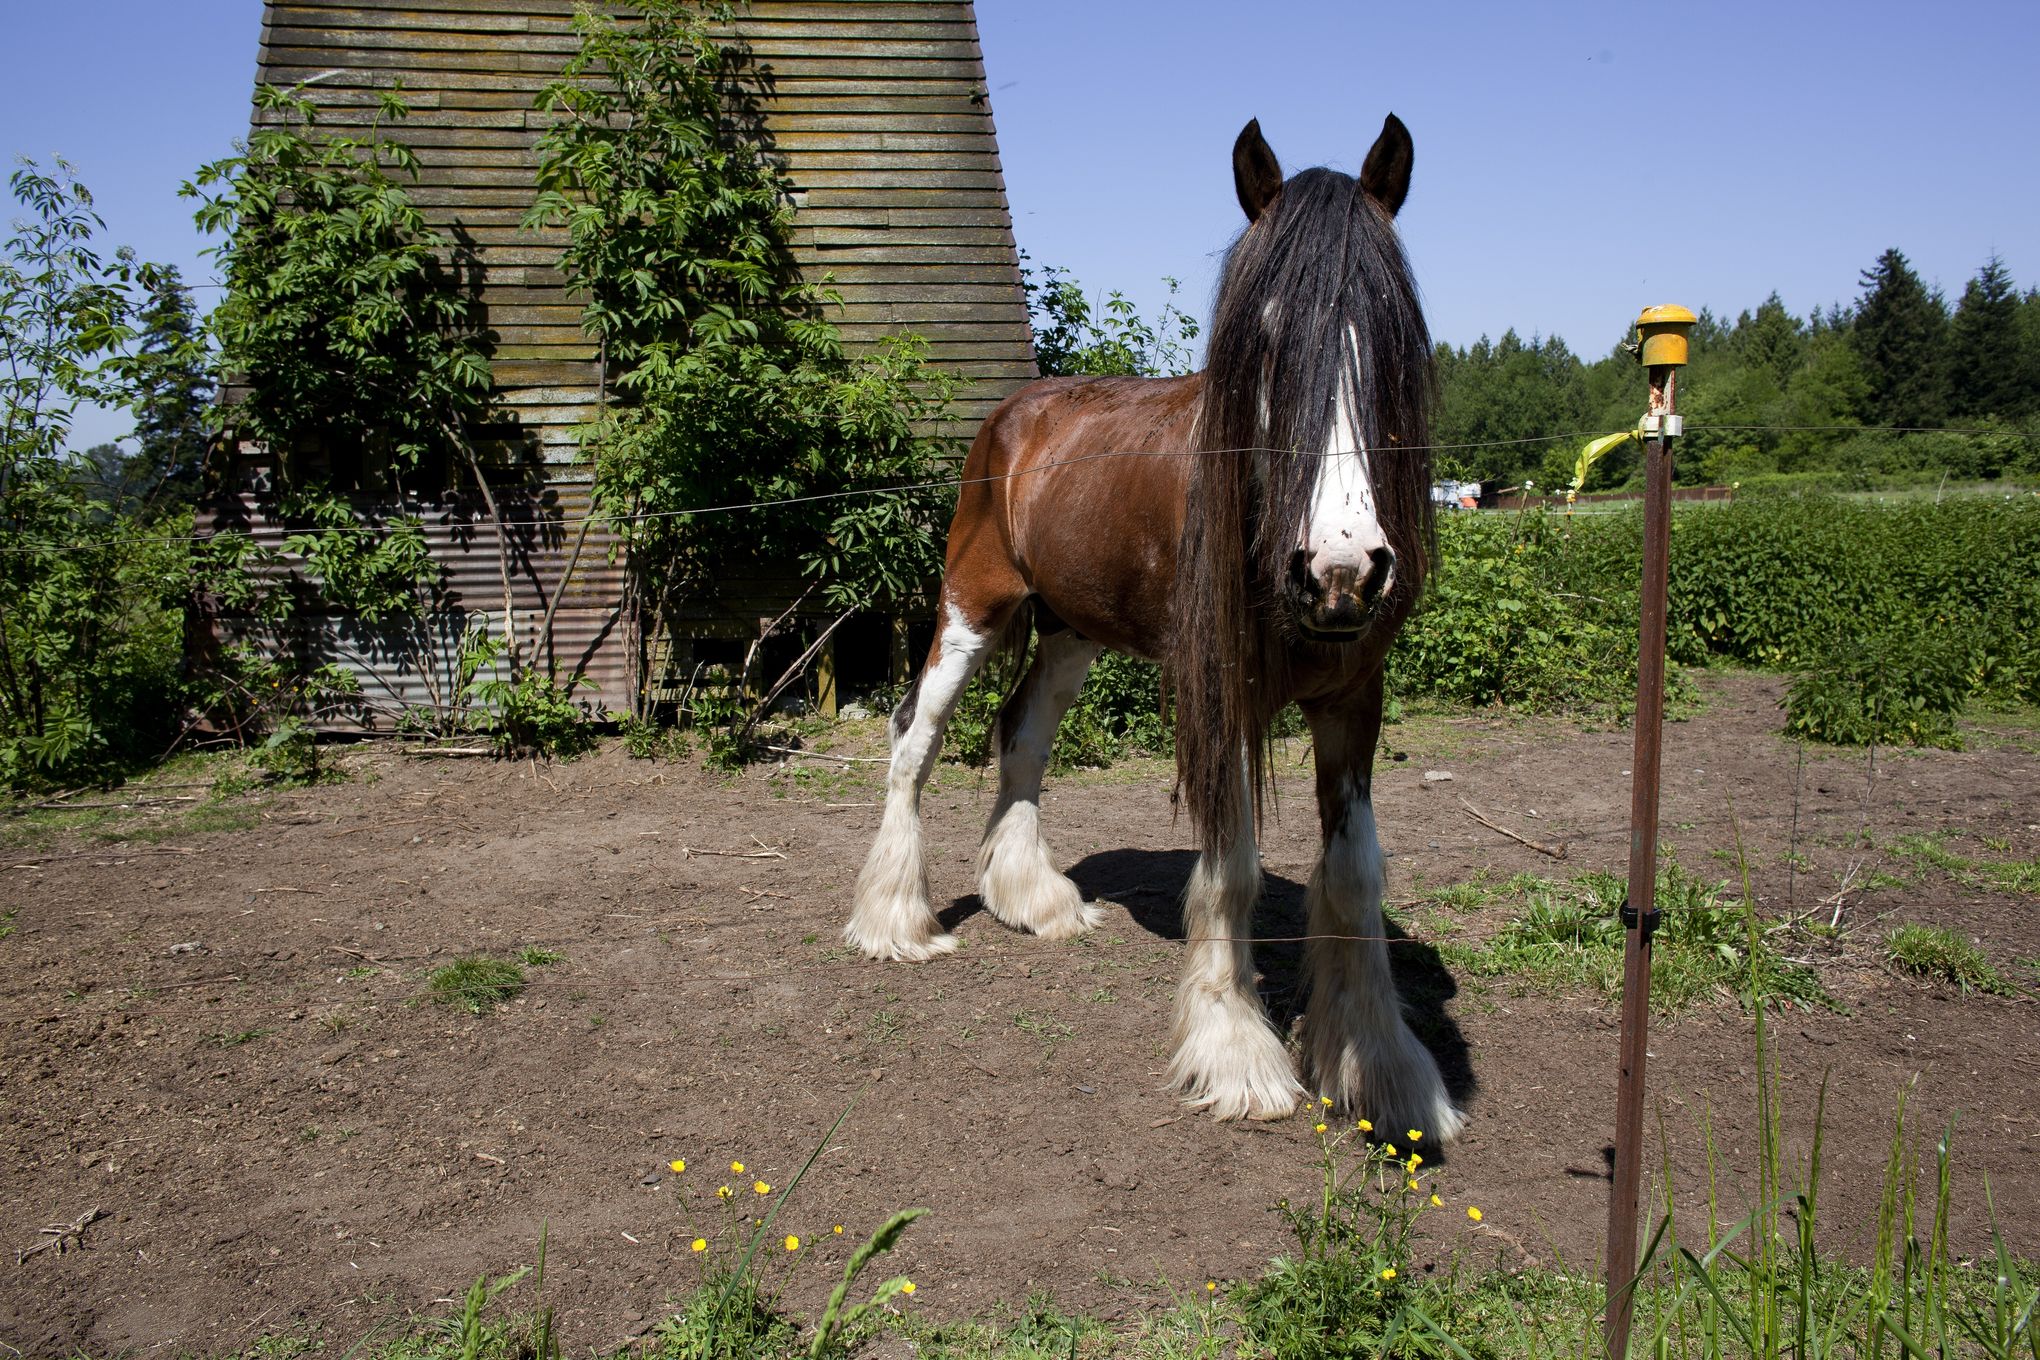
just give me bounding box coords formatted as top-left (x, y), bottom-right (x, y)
top-left (950, 373), bottom-right (1203, 659)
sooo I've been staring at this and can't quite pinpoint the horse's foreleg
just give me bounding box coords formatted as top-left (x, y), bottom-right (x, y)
top-left (1164, 777), bottom-right (1305, 1120)
top-left (847, 599), bottom-right (1003, 961)
top-left (978, 629), bottom-right (1103, 940)
top-left (1302, 684), bottom-right (1465, 1140)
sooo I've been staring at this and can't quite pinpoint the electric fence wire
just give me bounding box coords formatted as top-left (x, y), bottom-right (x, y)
top-left (3, 421), bottom-right (2033, 557)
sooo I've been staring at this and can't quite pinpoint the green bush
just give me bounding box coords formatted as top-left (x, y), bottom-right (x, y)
top-left (1391, 512), bottom-right (1644, 713)
top-left (1386, 496), bottom-right (2039, 744)
top-left (1, 163), bottom-right (195, 789)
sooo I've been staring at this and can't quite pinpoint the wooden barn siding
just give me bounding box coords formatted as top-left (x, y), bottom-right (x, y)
top-left (216, 0), bottom-right (1036, 721)
top-left (253, 0), bottom-right (1039, 463)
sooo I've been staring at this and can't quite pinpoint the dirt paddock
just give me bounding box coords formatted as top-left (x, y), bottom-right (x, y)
top-left (3, 673), bottom-right (2035, 1355)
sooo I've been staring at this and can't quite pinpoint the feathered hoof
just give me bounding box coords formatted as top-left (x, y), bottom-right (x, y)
top-left (1165, 994), bottom-right (1306, 1121)
top-left (842, 913), bottom-right (958, 964)
top-left (1307, 1012), bottom-right (1466, 1143)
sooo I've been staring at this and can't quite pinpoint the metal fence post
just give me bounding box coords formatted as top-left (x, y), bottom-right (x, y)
top-left (1605, 303), bottom-right (1695, 1360)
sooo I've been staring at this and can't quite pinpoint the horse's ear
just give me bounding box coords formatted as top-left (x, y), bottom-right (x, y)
top-left (1233, 118), bottom-right (1284, 223)
top-left (1360, 112), bottom-right (1414, 216)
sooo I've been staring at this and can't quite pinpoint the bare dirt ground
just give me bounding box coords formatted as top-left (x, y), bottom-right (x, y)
top-left (3, 672), bottom-right (2036, 1357)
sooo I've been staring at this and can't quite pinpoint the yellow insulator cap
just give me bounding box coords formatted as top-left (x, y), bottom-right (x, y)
top-left (1636, 304), bottom-right (1696, 368)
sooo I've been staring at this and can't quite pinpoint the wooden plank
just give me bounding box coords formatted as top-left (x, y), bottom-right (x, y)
top-left (784, 150), bottom-right (1004, 169)
top-left (800, 226), bottom-right (1016, 248)
top-left (263, 23), bottom-right (579, 54)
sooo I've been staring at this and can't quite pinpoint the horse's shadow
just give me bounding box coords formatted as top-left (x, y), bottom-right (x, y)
top-left (943, 847), bottom-right (1476, 1113)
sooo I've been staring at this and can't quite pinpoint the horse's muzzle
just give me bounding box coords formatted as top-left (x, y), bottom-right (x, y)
top-left (1289, 546), bottom-right (1395, 640)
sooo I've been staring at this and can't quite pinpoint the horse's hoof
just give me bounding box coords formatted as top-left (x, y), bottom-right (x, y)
top-left (1028, 897), bottom-right (1104, 941)
top-left (1165, 996), bottom-right (1306, 1120)
top-left (1308, 1014), bottom-right (1465, 1142)
top-left (843, 920), bottom-right (958, 963)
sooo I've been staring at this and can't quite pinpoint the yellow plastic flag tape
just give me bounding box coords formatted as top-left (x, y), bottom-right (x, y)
top-left (1566, 427), bottom-right (1642, 505)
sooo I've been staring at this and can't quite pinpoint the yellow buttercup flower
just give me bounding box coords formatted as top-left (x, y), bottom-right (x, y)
top-left (668, 1159), bottom-right (686, 1173)
top-left (1320, 1095), bottom-right (1333, 1107)
top-left (717, 1185), bottom-right (732, 1199)
top-left (691, 1238), bottom-right (707, 1252)
top-left (1381, 1267), bottom-right (1397, 1280)
top-left (754, 1180), bottom-right (771, 1195)
top-left (833, 1225), bottom-right (844, 1235)
top-left (1357, 1119), bottom-right (1374, 1132)
top-left (1431, 1194), bottom-right (1443, 1207)
top-left (1384, 1143), bottom-right (1398, 1157)
top-left (1407, 1180), bottom-right (1420, 1191)
top-left (785, 1235), bottom-right (800, 1251)
top-left (731, 1161), bottom-right (745, 1173)
top-left (902, 1281), bottom-right (917, 1295)
top-left (1315, 1122), bottom-right (1327, 1134)
top-left (1468, 1206), bottom-right (1484, 1222)
top-left (1408, 1129), bottom-right (1422, 1142)
top-left (1206, 1280), bottom-right (1216, 1292)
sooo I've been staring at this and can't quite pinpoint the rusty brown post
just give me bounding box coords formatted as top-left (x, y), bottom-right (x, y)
top-left (1605, 304), bottom-right (1694, 1360)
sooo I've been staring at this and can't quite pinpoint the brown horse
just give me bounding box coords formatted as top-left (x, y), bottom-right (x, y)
top-left (847, 115), bottom-right (1462, 1137)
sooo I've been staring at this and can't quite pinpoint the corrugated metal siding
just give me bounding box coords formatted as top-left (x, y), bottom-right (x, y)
top-left (208, 0), bottom-right (1036, 726)
top-left (193, 477), bottom-right (633, 727)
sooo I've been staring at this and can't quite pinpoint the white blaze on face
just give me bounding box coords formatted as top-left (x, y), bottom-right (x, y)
top-left (1300, 327), bottom-right (1392, 591)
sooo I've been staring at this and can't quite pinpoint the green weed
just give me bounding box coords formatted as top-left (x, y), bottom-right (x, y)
top-left (1013, 1009), bottom-right (1075, 1059)
top-left (517, 946), bottom-right (565, 967)
top-left (1440, 860), bottom-right (1830, 1012)
top-left (427, 957), bottom-right (526, 1014)
top-left (1889, 832), bottom-right (2040, 896)
top-left (1884, 924), bottom-right (2015, 995)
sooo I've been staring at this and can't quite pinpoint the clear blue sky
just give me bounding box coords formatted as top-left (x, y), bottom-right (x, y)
top-left (7, 2), bottom-right (2036, 448)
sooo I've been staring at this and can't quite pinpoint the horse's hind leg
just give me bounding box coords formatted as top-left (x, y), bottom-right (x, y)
top-left (978, 626), bottom-right (1104, 939)
top-left (847, 595), bottom-right (1010, 961)
top-left (1300, 678), bottom-right (1465, 1140)
top-left (1165, 770), bottom-right (1306, 1120)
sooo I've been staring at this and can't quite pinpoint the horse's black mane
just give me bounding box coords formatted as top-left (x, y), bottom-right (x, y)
top-left (1173, 166), bottom-right (1435, 844)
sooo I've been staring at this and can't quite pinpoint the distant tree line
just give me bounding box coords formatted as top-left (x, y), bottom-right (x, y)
top-left (1431, 250), bottom-right (2040, 490)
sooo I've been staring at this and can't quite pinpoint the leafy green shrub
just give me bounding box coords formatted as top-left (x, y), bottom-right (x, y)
top-left (940, 648), bottom-right (1172, 771)
top-left (465, 657), bottom-right (597, 760)
top-left (1388, 495), bottom-right (2039, 742)
top-left (1784, 628), bottom-right (1973, 748)
top-left (1391, 512), bottom-right (1647, 714)
top-left (1, 163), bottom-right (193, 789)
top-left (530, 1), bottom-right (957, 743)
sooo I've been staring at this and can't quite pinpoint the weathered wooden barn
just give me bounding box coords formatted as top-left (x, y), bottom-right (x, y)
top-left (195, 0), bottom-right (1037, 726)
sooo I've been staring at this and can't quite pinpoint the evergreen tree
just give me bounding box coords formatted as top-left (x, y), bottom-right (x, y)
top-left (122, 265), bottom-right (212, 516)
top-left (1733, 293), bottom-right (1804, 390)
top-left (1947, 255), bottom-right (2027, 419)
top-left (1852, 248), bottom-right (1949, 428)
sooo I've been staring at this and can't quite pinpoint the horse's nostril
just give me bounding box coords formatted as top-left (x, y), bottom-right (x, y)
top-left (1360, 546), bottom-right (1396, 604)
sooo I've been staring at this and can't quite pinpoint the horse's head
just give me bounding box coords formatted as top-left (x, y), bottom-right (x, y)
top-left (1205, 115), bottom-right (1431, 644)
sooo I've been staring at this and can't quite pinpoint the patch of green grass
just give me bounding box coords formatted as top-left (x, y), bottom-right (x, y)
top-left (1884, 924), bottom-right (2015, 995)
top-left (1889, 832), bottom-right (2040, 896)
top-left (517, 946), bottom-right (564, 967)
top-left (0, 907), bottom-right (15, 942)
top-left (1013, 1009), bottom-right (1075, 1059)
top-left (865, 1007), bottom-right (906, 1044)
top-left (1439, 861), bottom-right (1831, 1013)
top-left (428, 957), bottom-right (527, 1014)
